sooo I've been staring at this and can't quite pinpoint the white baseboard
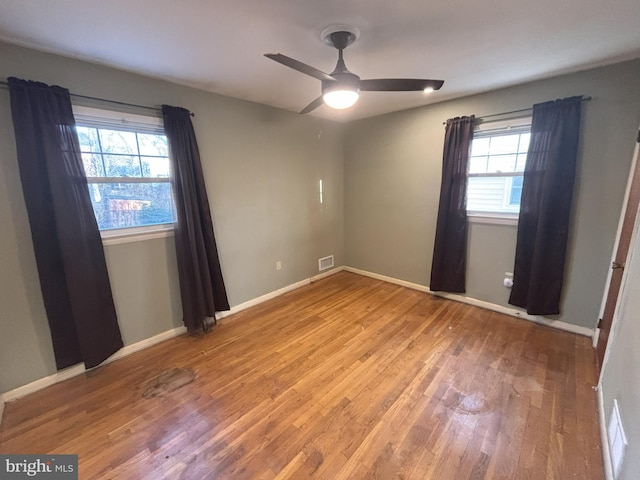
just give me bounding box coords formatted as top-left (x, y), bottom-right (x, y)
top-left (1, 267), bottom-right (345, 408)
top-left (344, 266), bottom-right (594, 338)
top-left (2, 325), bottom-right (187, 404)
top-left (593, 327), bottom-right (601, 348)
top-left (344, 267), bottom-right (431, 293)
top-left (216, 266), bottom-right (344, 321)
top-left (113, 326), bottom-right (188, 362)
top-left (598, 385), bottom-right (614, 480)
top-left (3, 364), bottom-right (86, 404)
top-left (215, 279), bottom-right (310, 321)
top-left (311, 265), bottom-right (346, 283)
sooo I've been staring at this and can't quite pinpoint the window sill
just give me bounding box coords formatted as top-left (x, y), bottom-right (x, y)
top-left (101, 224), bottom-right (175, 246)
top-left (467, 213), bottom-right (518, 226)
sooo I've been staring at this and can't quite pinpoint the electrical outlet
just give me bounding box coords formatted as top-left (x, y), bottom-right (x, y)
top-left (276, 261), bottom-right (282, 271)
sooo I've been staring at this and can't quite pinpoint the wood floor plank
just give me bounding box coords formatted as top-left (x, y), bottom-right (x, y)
top-left (0, 271), bottom-right (604, 479)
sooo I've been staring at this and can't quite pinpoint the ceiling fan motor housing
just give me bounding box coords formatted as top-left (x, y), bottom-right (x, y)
top-left (322, 71), bottom-right (360, 97)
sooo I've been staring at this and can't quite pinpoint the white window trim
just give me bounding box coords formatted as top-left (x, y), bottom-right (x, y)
top-left (467, 212), bottom-right (518, 226)
top-left (101, 223), bottom-right (175, 246)
top-left (73, 105), bottom-right (175, 244)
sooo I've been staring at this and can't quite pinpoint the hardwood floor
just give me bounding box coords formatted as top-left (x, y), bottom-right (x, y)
top-left (0, 271), bottom-right (604, 479)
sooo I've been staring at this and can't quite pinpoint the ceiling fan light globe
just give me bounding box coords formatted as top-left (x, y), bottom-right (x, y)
top-left (323, 89), bottom-right (359, 109)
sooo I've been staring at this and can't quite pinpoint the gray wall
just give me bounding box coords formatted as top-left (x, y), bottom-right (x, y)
top-left (344, 59), bottom-right (640, 329)
top-left (0, 42), bottom-right (344, 392)
top-left (600, 189), bottom-right (640, 480)
top-left (2, 37), bottom-right (640, 407)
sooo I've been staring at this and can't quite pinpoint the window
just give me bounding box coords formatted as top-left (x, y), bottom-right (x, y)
top-left (73, 107), bottom-right (176, 235)
top-left (467, 119), bottom-right (531, 219)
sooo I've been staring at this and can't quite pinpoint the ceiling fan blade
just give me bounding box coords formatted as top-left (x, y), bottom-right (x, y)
top-left (264, 53), bottom-right (336, 83)
top-left (299, 96), bottom-right (324, 114)
top-left (359, 79), bottom-right (444, 92)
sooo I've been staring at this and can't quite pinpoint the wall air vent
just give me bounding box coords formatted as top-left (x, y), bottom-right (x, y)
top-left (608, 399), bottom-right (627, 479)
top-left (318, 255), bottom-right (334, 271)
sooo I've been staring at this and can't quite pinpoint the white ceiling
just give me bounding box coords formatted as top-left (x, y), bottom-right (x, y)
top-left (0, 0), bottom-right (639, 122)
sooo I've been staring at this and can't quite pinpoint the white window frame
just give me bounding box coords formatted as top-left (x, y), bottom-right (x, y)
top-left (467, 117), bottom-right (531, 225)
top-left (73, 105), bottom-right (175, 244)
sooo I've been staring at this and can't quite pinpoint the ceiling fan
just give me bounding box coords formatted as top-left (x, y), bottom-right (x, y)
top-left (265, 29), bottom-right (444, 114)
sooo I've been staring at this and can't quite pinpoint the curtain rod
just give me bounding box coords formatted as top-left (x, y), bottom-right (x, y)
top-left (0, 80), bottom-right (194, 117)
top-left (442, 96), bottom-right (592, 125)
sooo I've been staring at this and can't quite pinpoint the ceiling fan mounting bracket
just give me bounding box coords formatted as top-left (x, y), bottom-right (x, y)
top-left (321, 26), bottom-right (359, 49)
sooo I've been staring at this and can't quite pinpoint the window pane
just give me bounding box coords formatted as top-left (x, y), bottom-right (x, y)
top-left (104, 155), bottom-right (142, 177)
top-left (487, 154), bottom-right (517, 173)
top-left (99, 129), bottom-right (138, 155)
top-left (141, 156), bottom-right (171, 178)
top-left (469, 156), bottom-right (488, 174)
top-left (82, 153), bottom-right (105, 177)
top-left (137, 133), bottom-right (168, 157)
top-left (467, 176), bottom-right (510, 212)
top-left (488, 134), bottom-right (520, 155)
top-left (509, 176), bottom-right (524, 205)
top-left (518, 133), bottom-right (531, 153)
top-left (87, 182), bottom-right (175, 230)
top-left (516, 153), bottom-right (528, 172)
top-left (471, 137), bottom-right (490, 157)
top-left (77, 126), bottom-right (100, 152)
top-left (467, 176), bottom-right (521, 214)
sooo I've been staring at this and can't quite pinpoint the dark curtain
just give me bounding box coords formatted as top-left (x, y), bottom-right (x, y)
top-left (162, 105), bottom-right (229, 333)
top-left (8, 77), bottom-right (123, 370)
top-left (430, 116), bottom-right (475, 293)
top-left (509, 96), bottom-right (583, 315)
